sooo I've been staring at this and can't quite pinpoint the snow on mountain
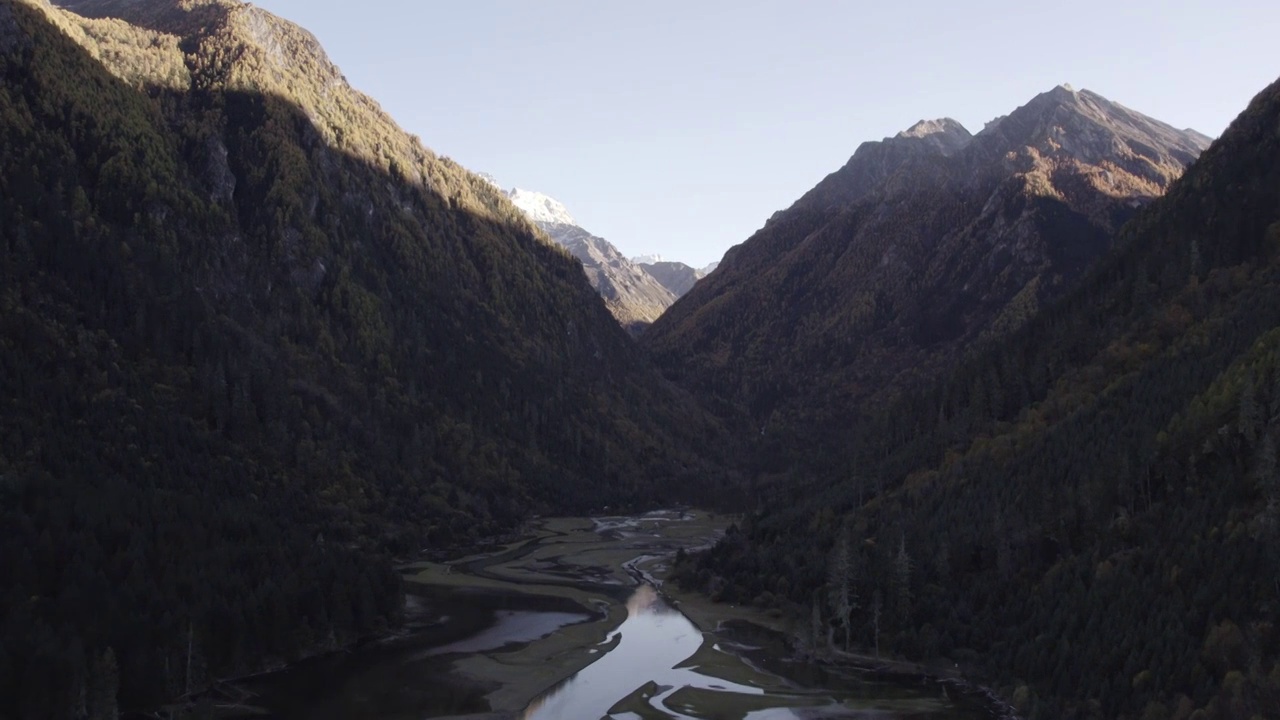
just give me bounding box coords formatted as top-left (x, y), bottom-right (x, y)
top-left (486, 174), bottom-right (719, 315)
top-left (507, 188), bottom-right (577, 226)
top-left (482, 175), bottom-right (674, 331)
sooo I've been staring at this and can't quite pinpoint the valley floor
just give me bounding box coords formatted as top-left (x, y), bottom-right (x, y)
top-left (211, 510), bottom-right (994, 719)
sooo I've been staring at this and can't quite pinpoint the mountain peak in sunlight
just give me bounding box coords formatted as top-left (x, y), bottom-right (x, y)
top-left (507, 188), bottom-right (578, 226)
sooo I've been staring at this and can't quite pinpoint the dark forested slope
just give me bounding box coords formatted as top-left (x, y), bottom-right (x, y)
top-left (676, 77), bottom-right (1280, 719)
top-left (645, 88), bottom-right (1209, 474)
top-left (0, 1), bottom-right (734, 715)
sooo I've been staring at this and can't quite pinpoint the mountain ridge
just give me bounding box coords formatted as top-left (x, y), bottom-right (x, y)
top-left (639, 260), bottom-right (706, 297)
top-left (0, 1), bottom-right (737, 714)
top-left (676, 73), bottom-right (1280, 720)
top-left (508, 187), bottom-right (577, 226)
top-left (489, 179), bottom-right (678, 332)
top-left (645, 85), bottom-right (1211, 434)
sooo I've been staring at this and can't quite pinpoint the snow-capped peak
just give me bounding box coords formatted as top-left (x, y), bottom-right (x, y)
top-left (632, 254), bottom-right (665, 265)
top-left (508, 188), bottom-right (577, 226)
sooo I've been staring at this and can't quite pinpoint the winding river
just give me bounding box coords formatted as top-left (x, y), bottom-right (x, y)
top-left (218, 511), bottom-right (990, 719)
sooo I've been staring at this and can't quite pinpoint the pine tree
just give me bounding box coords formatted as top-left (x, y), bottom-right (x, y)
top-left (1256, 434), bottom-right (1280, 549)
top-left (809, 596), bottom-right (825, 655)
top-left (826, 523), bottom-right (856, 650)
top-left (892, 535), bottom-right (913, 629)
top-left (184, 621), bottom-right (206, 697)
top-left (870, 590), bottom-right (883, 660)
top-left (88, 648), bottom-right (118, 720)
top-left (1270, 371), bottom-right (1280, 422)
top-left (1256, 433), bottom-right (1277, 495)
top-left (1240, 377), bottom-right (1261, 444)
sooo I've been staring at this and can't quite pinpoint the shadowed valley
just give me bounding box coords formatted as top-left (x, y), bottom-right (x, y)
top-left (4, 1), bottom-right (1280, 720)
top-left (0, 0), bottom-right (735, 714)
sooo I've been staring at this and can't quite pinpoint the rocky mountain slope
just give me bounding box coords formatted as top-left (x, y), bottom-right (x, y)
top-left (638, 259), bottom-right (706, 297)
top-left (644, 86), bottom-right (1210, 444)
top-left (675, 78), bottom-right (1280, 719)
top-left (0, 0), bottom-right (735, 714)
top-left (498, 185), bottom-right (677, 332)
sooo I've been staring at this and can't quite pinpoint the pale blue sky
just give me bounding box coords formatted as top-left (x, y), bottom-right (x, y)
top-left (254, 0), bottom-right (1278, 267)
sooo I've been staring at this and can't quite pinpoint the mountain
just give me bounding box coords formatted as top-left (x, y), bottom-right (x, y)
top-left (633, 254), bottom-right (721, 298)
top-left (639, 260), bottom-right (705, 297)
top-left (506, 187), bottom-right (577, 226)
top-left (673, 78), bottom-right (1280, 718)
top-left (499, 185), bottom-right (677, 332)
top-left (644, 86), bottom-right (1211, 452)
top-left (0, 0), bottom-right (735, 714)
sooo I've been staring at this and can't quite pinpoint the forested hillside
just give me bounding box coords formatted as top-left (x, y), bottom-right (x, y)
top-left (675, 77), bottom-right (1280, 719)
top-left (0, 1), bottom-right (735, 716)
top-left (645, 87), bottom-right (1209, 477)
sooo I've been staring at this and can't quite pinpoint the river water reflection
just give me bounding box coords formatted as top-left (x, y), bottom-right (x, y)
top-left (525, 585), bottom-right (878, 720)
top-left (226, 511), bottom-right (986, 719)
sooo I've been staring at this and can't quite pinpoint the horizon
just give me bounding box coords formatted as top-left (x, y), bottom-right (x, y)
top-left (251, 1), bottom-right (1278, 268)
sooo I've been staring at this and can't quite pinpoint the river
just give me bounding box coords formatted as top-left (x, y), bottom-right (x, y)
top-left (215, 510), bottom-right (990, 719)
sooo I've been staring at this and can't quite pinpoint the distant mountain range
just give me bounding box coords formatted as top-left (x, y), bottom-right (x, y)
top-left (637, 260), bottom-right (705, 297)
top-left (483, 180), bottom-right (719, 331)
top-left (633, 254), bottom-right (720, 276)
top-left (490, 184), bottom-right (675, 332)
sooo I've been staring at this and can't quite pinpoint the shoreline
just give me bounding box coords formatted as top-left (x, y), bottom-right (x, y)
top-left (648, 543), bottom-right (1020, 720)
top-left (193, 510), bottom-right (1016, 719)
top-left (418, 580), bottom-right (629, 717)
top-left (401, 512), bottom-right (713, 717)
top-left (420, 511), bottom-right (1018, 720)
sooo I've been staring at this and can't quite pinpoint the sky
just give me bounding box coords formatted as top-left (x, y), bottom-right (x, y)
top-left (253, 0), bottom-right (1279, 268)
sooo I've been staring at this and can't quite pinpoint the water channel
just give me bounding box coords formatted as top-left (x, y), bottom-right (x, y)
top-left (218, 511), bottom-right (990, 719)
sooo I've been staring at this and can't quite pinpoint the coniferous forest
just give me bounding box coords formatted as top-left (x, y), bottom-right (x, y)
top-left (0, 1), bottom-right (734, 716)
top-left (4, 1), bottom-right (1280, 719)
top-left (671, 77), bottom-right (1280, 719)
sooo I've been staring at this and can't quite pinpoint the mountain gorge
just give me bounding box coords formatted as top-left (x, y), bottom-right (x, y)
top-left (645, 86), bottom-right (1210, 455)
top-left (638, 259), bottom-right (708, 297)
top-left (493, 183), bottom-right (679, 332)
top-left (0, 0), bottom-right (735, 714)
top-left (3, 0), bottom-right (1277, 717)
top-left (672, 78), bottom-right (1280, 718)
